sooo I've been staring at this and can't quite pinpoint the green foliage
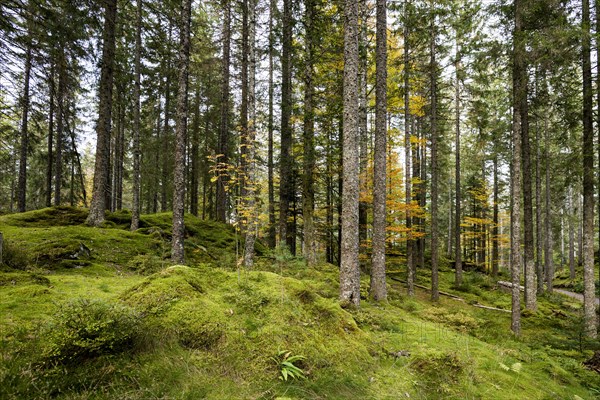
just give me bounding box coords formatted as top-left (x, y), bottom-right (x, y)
top-left (0, 238), bottom-right (28, 270)
top-left (271, 350), bottom-right (307, 381)
top-left (42, 298), bottom-right (145, 365)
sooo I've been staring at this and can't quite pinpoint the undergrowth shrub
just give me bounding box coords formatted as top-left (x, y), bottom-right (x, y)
top-left (129, 254), bottom-right (165, 274)
top-left (0, 239), bottom-right (28, 270)
top-left (42, 298), bottom-right (146, 366)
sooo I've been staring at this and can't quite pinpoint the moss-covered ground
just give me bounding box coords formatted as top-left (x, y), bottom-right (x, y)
top-left (1, 207), bottom-right (599, 399)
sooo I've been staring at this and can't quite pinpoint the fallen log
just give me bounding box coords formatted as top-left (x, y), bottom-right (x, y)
top-left (497, 281), bottom-right (524, 291)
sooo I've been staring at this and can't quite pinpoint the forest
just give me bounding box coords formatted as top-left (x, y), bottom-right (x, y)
top-left (1, 0), bottom-right (600, 398)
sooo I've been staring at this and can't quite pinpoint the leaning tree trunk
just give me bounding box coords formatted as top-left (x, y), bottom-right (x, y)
top-left (582, 0), bottom-right (597, 338)
top-left (17, 44), bottom-right (32, 213)
top-left (339, 0), bottom-right (360, 307)
top-left (171, 0), bottom-right (192, 264)
top-left (87, 0), bottom-right (117, 227)
top-left (55, 52), bottom-right (66, 206)
top-left (130, 0), bottom-right (142, 231)
top-left (370, 0), bottom-right (387, 301)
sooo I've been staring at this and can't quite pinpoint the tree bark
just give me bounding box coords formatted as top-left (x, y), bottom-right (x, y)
top-left (569, 187), bottom-right (575, 280)
top-left (87, 0), bottom-right (117, 226)
top-left (582, 0), bottom-right (597, 338)
top-left (535, 93), bottom-right (544, 294)
top-left (544, 117), bottom-right (553, 292)
top-left (340, 0), bottom-right (360, 307)
top-left (370, 0), bottom-right (387, 301)
top-left (492, 154), bottom-right (499, 278)
top-left (17, 45), bottom-right (32, 213)
top-left (172, 0), bottom-right (192, 264)
top-left (131, 0), bottom-right (142, 230)
top-left (358, 0), bottom-right (368, 248)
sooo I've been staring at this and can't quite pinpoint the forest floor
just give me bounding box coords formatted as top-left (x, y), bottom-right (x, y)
top-left (553, 288), bottom-right (600, 306)
top-left (1, 206), bottom-right (599, 399)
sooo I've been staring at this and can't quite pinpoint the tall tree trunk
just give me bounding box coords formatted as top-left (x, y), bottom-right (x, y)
top-left (340, 0), bottom-right (360, 307)
top-left (172, 0), bottom-right (192, 264)
top-left (429, 2), bottom-right (439, 302)
top-left (492, 154), bottom-right (499, 277)
top-left (582, 0), bottom-right (597, 338)
top-left (511, 0), bottom-right (524, 335)
top-left (190, 86), bottom-right (200, 216)
top-left (161, 57), bottom-right (171, 212)
top-left (55, 52), bottom-right (66, 206)
top-left (131, 0), bottom-right (142, 230)
top-left (370, 0), bottom-right (387, 301)
top-left (217, 0), bottom-right (231, 223)
top-left (569, 186), bottom-right (575, 280)
top-left (240, 0), bottom-right (249, 206)
top-left (279, 0), bottom-right (294, 251)
top-left (535, 95), bottom-right (544, 293)
top-left (17, 45), bottom-right (32, 213)
top-left (46, 64), bottom-right (55, 208)
top-left (243, 0), bottom-right (258, 267)
top-left (87, 0), bottom-right (117, 226)
top-left (544, 129), bottom-right (554, 294)
top-left (302, 0), bottom-right (317, 266)
top-left (454, 35), bottom-right (462, 286)
top-left (404, 3), bottom-right (414, 296)
top-left (266, 0), bottom-right (277, 247)
top-left (358, 0), bottom-right (368, 248)
top-left (596, 0), bottom-right (600, 277)
top-left (521, 50), bottom-right (536, 310)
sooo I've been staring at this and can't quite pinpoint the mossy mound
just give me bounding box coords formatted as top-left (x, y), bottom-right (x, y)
top-left (0, 207), bottom-right (264, 271)
top-left (120, 265), bottom-right (372, 397)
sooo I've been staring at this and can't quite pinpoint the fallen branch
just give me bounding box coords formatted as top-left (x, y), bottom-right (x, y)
top-left (389, 275), bottom-right (509, 312)
top-left (497, 281), bottom-right (524, 291)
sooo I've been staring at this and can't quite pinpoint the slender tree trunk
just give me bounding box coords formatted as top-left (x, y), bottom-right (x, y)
top-left (217, 0), bottom-right (231, 223)
top-left (511, 0), bottom-right (524, 335)
top-left (521, 54), bottom-right (536, 309)
top-left (358, 0), bottom-right (368, 248)
top-left (87, 0), bottom-right (118, 226)
top-left (17, 45), bottom-right (32, 212)
top-left (161, 59), bottom-right (171, 212)
top-left (535, 99), bottom-right (544, 294)
top-left (596, 0), bottom-right (600, 276)
top-left (454, 35), bottom-right (462, 286)
top-left (131, 0), bottom-right (142, 230)
top-left (267, 0), bottom-right (277, 247)
top-left (190, 87), bottom-right (200, 216)
top-left (430, 4), bottom-right (439, 302)
top-left (404, 4), bottom-right (414, 296)
top-left (492, 154), bottom-right (499, 277)
top-left (582, 0), bottom-right (597, 338)
top-left (544, 117), bottom-right (553, 293)
top-left (243, 0), bottom-right (258, 267)
top-left (240, 0), bottom-right (249, 206)
top-left (340, 0), bottom-right (360, 307)
top-left (172, 0), bottom-right (192, 264)
top-left (279, 0), bottom-right (293, 250)
top-left (370, 0), bottom-right (387, 301)
top-left (569, 187), bottom-right (576, 280)
top-left (46, 64), bottom-right (55, 208)
top-left (302, 0), bottom-right (317, 266)
top-left (55, 52), bottom-right (66, 206)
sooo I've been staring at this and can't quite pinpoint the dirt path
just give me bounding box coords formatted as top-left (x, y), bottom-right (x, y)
top-left (553, 288), bottom-right (600, 306)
